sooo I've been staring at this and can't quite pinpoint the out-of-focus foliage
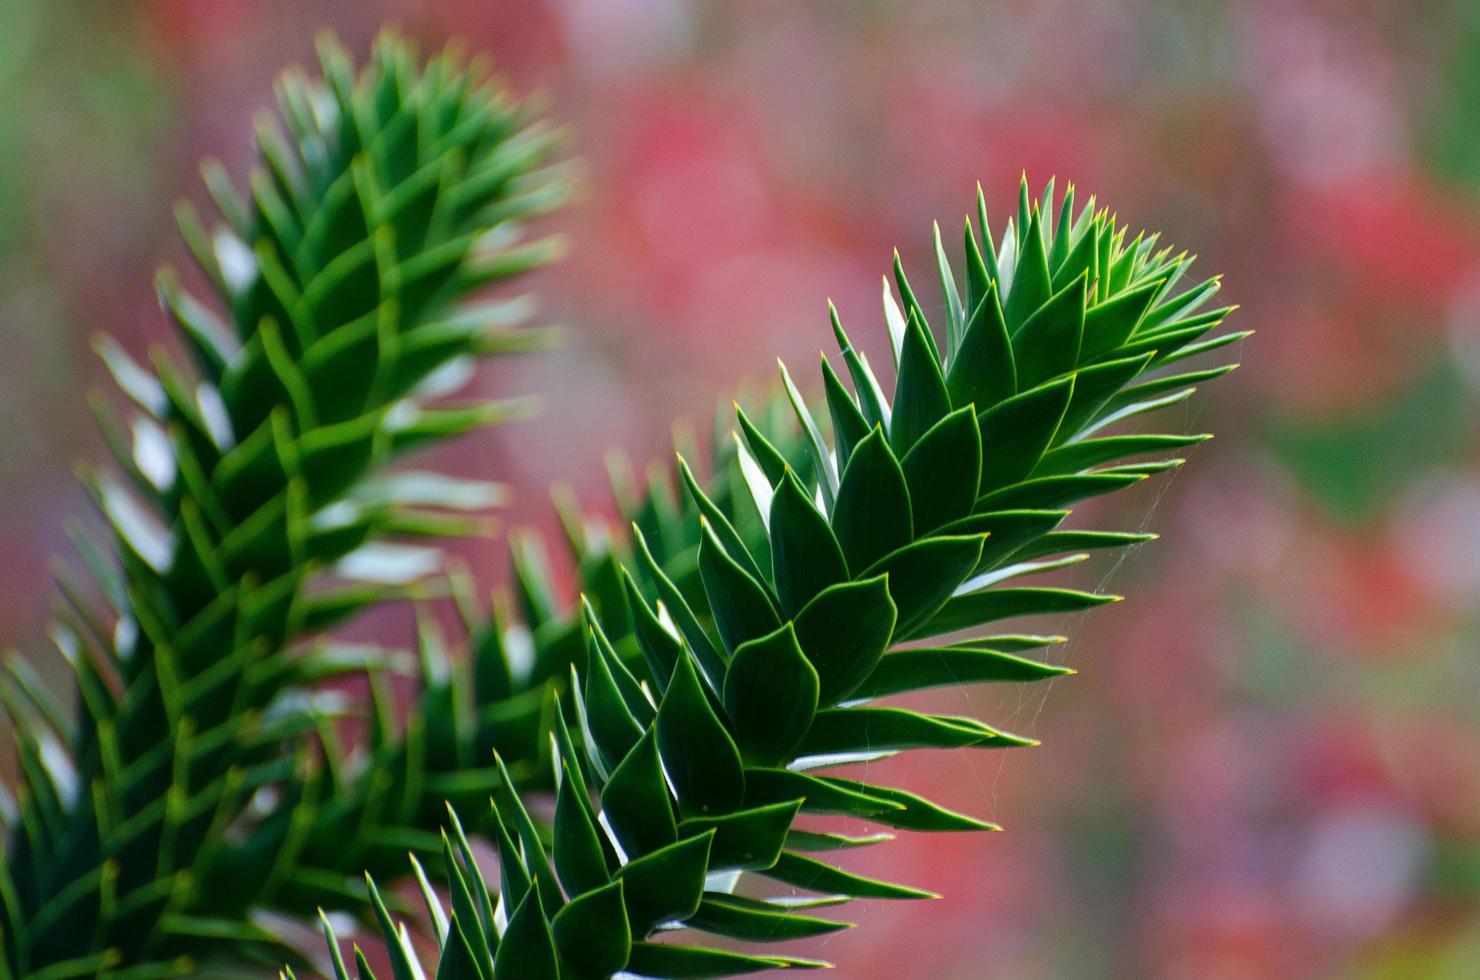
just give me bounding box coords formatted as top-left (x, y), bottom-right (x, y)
top-left (0, 30), bottom-right (569, 977)
top-left (3, 2), bottom-right (1480, 978)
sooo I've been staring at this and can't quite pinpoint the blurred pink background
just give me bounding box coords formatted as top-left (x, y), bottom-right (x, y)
top-left (2, 2), bottom-right (1479, 977)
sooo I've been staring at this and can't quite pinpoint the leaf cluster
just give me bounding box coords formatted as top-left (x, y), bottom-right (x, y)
top-left (0, 32), bottom-right (569, 978)
top-left (323, 178), bottom-right (1244, 977)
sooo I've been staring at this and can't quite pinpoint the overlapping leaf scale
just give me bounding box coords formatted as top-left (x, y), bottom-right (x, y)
top-left (333, 179), bottom-right (1242, 978)
top-left (0, 32), bottom-right (569, 977)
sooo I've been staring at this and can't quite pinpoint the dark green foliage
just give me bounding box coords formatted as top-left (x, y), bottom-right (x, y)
top-left (333, 178), bottom-right (1242, 977)
top-left (0, 32), bottom-right (569, 977)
